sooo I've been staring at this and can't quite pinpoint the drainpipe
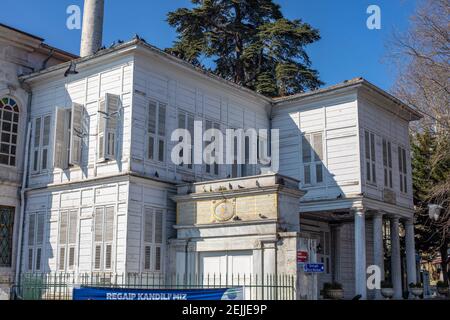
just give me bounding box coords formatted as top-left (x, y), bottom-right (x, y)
top-left (14, 83), bottom-right (33, 290)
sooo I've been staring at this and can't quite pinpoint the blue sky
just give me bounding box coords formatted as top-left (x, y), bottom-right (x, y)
top-left (0, 0), bottom-right (417, 91)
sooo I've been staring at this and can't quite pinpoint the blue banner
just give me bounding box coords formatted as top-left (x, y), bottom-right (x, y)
top-left (73, 286), bottom-right (244, 301)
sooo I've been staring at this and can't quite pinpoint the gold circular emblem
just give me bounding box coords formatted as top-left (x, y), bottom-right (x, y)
top-left (213, 201), bottom-right (235, 222)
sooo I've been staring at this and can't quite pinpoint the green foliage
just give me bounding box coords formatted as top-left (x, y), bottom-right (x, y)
top-left (408, 282), bottom-right (423, 288)
top-left (436, 281), bottom-right (449, 288)
top-left (323, 282), bottom-right (343, 290)
top-left (165, 0), bottom-right (323, 97)
top-left (380, 280), bottom-right (393, 288)
top-left (412, 130), bottom-right (450, 255)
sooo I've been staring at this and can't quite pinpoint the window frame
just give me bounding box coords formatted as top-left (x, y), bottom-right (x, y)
top-left (92, 206), bottom-right (115, 272)
top-left (26, 212), bottom-right (45, 272)
top-left (0, 206), bottom-right (15, 268)
top-left (398, 145), bottom-right (408, 194)
top-left (177, 109), bottom-right (195, 171)
top-left (31, 114), bottom-right (52, 174)
top-left (146, 100), bottom-right (167, 164)
top-left (57, 209), bottom-right (78, 271)
top-left (142, 206), bottom-right (165, 273)
top-left (204, 118), bottom-right (221, 176)
top-left (0, 97), bottom-right (19, 167)
top-left (365, 130), bottom-right (377, 185)
top-left (382, 138), bottom-right (393, 189)
top-left (301, 132), bottom-right (325, 186)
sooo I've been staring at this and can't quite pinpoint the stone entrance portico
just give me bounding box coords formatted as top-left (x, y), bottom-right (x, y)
top-left (300, 197), bottom-right (418, 300)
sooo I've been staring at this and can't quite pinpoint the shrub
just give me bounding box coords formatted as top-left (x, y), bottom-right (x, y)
top-left (323, 282), bottom-right (343, 290)
top-left (380, 280), bottom-right (393, 288)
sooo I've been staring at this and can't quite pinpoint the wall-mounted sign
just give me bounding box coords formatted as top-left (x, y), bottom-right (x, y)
top-left (297, 251), bottom-right (308, 263)
top-left (303, 263), bottom-right (324, 273)
top-left (73, 287), bottom-right (244, 300)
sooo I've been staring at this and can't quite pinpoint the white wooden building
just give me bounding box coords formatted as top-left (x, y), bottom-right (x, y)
top-left (0, 23), bottom-right (75, 299)
top-left (0, 21), bottom-right (421, 299)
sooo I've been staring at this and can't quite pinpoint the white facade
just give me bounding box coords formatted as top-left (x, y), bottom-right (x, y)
top-left (0, 24), bottom-right (74, 299)
top-left (0, 34), bottom-right (421, 299)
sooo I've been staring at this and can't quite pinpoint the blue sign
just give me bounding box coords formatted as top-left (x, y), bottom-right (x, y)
top-left (303, 263), bottom-right (325, 273)
top-left (73, 286), bottom-right (243, 301)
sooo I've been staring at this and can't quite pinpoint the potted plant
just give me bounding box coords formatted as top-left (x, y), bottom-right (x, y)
top-left (323, 282), bottom-right (344, 300)
top-left (436, 281), bottom-right (449, 296)
top-left (408, 282), bottom-right (424, 299)
top-left (380, 280), bottom-right (394, 299)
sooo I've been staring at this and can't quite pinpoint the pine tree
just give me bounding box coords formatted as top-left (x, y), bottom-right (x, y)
top-left (165, 0), bottom-right (323, 97)
top-left (412, 130), bottom-right (450, 284)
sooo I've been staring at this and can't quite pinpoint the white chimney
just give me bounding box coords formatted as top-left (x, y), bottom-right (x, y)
top-left (80, 0), bottom-right (105, 57)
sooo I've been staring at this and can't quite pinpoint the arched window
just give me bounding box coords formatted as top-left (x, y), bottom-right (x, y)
top-left (0, 97), bottom-right (19, 166)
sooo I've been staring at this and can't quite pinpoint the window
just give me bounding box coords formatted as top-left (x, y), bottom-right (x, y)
top-left (147, 100), bottom-right (166, 163)
top-left (398, 146), bottom-right (408, 193)
top-left (382, 139), bottom-right (393, 189)
top-left (302, 132), bottom-right (324, 185)
top-left (98, 94), bottom-right (120, 162)
top-left (0, 97), bottom-right (19, 166)
top-left (32, 115), bottom-right (51, 172)
top-left (204, 119), bottom-right (220, 176)
top-left (143, 207), bottom-right (164, 272)
top-left (58, 210), bottom-right (77, 271)
top-left (365, 131), bottom-right (377, 184)
top-left (0, 206), bottom-right (14, 267)
top-left (93, 206), bottom-right (114, 270)
top-left (27, 212), bottom-right (45, 271)
top-left (177, 110), bottom-right (194, 169)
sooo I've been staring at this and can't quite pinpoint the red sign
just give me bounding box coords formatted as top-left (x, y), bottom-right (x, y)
top-left (297, 251), bottom-right (308, 263)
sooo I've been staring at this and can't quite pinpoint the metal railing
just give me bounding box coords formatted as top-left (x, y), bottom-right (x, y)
top-left (15, 272), bottom-right (296, 300)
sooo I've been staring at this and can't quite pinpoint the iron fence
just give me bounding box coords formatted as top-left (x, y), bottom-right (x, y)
top-left (15, 272), bottom-right (296, 300)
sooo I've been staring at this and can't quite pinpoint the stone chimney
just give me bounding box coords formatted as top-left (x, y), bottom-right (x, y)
top-left (80, 0), bottom-right (105, 57)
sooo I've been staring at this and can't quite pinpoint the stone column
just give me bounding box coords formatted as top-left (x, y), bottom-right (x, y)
top-left (404, 219), bottom-right (417, 289)
top-left (354, 207), bottom-right (367, 299)
top-left (373, 212), bottom-right (385, 299)
top-left (80, 0), bottom-right (105, 57)
top-left (390, 216), bottom-right (402, 299)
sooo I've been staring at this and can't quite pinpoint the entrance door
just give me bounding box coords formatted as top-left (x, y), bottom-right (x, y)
top-left (200, 250), bottom-right (253, 298)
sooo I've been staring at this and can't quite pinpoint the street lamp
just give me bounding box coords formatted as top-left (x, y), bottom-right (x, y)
top-left (428, 204), bottom-right (443, 221)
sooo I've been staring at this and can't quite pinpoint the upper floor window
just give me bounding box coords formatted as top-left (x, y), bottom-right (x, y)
top-left (177, 110), bottom-right (194, 170)
top-left (147, 100), bottom-right (166, 163)
top-left (382, 139), bottom-right (393, 189)
top-left (398, 146), bottom-right (408, 193)
top-left (302, 132), bottom-right (324, 185)
top-left (204, 119), bottom-right (220, 176)
top-left (0, 97), bottom-right (19, 167)
top-left (365, 131), bottom-right (377, 184)
top-left (98, 94), bottom-right (121, 162)
top-left (32, 115), bottom-right (51, 173)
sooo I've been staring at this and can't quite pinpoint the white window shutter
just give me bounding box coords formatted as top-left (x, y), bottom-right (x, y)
top-left (70, 103), bottom-right (84, 166)
top-left (36, 214), bottom-right (44, 245)
top-left (105, 207), bottom-right (114, 242)
top-left (155, 209), bottom-right (163, 244)
top-left (68, 210), bottom-right (78, 245)
top-left (97, 98), bottom-right (107, 161)
top-left (53, 108), bottom-right (68, 169)
top-left (105, 93), bottom-right (120, 160)
top-left (144, 207), bottom-right (153, 243)
top-left (28, 214), bottom-right (35, 246)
